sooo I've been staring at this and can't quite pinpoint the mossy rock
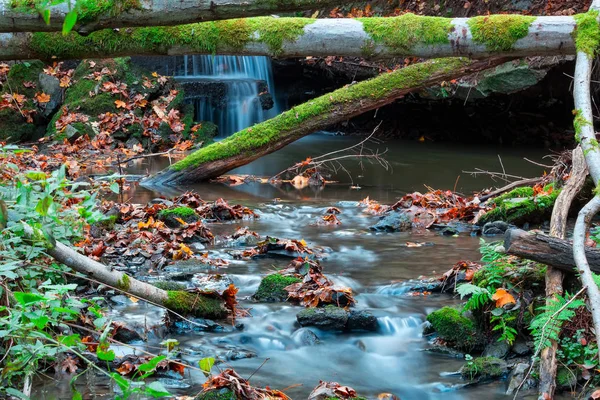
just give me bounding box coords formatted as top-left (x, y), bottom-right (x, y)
top-left (253, 273), bottom-right (301, 302)
top-left (5, 60), bottom-right (45, 98)
top-left (479, 185), bottom-right (560, 226)
top-left (460, 356), bottom-right (508, 381)
top-left (195, 388), bottom-right (236, 400)
top-left (556, 367), bottom-right (578, 389)
top-left (426, 306), bottom-right (481, 351)
top-left (157, 206), bottom-right (200, 228)
top-left (0, 107), bottom-right (41, 142)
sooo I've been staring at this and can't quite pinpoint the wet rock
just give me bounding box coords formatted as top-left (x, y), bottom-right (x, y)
top-left (159, 378), bottom-right (191, 390)
top-left (172, 318), bottom-right (224, 333)
top-left (369, 211), bottom-right (412, 232)
top-left (224, 349), bottom-right (257, 361)
top-left (297, 306), bottom-right (377, 332)
top-left (189, 242), bottom-right (206, 253)
top-left (253, 274), bottom-right (301, 302)
top-left (112, 323), bottom-right (144, 343)
top-left (64, 124), bottom-right (83, 143)
top-left (297, 305), bottom-right (348, 331)
top-left (192, 274), bottom-right (234, 294)
top-left (506, 362), bottom-right (535, 395)
top-left (125, 137), bottom-right (141, 149)
top-left (460, 357), bottom-right (508, 381)
top-left (347, 310), bottom-right (378, 332)
top-left (483, 338), bottom-right (510, 359)
top-left (424, 342), bottom-right (465, 358)
top-left (440, 226), bottom-right (459, 236)
top-left (149, 198), bottom-right (174, 207)
top-left (482, 221), bottom-right (510, 235)
top-left (291, 328), bottom-right (320, 346)
top-left (511, 338), bottom-right (532, 356)
top-left (38, 72), bottom-right (63, 118)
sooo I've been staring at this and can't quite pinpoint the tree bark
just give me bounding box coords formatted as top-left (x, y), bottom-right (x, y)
top-left (0, 0), bottom-right (336, 33)
top-left (538, 146), bottom-right (588, 400)
top-left (46, 240), bottom-right (227, 319)
top-left (504, 228), bottom-right (600, 273)
top-left (142, 57), bottom-right (510, 186)
top-left (570, 0), bottom-right (600, 365)
top-left (0, 15), bottom-right (580, 61)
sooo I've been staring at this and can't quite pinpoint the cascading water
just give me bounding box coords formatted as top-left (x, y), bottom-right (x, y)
top-left (173, 55), bottom-right (280, 136)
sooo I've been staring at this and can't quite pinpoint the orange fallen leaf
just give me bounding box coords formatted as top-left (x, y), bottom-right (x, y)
top-left (492, 288), bottom-right (516, 308)
top-left (35, 92), bottom-right (51, 103)
top-left (114, 99), bottom-right (127, 109)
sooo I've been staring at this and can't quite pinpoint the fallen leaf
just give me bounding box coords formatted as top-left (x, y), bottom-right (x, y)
top-left (492, 288), bottom-right (516, 308)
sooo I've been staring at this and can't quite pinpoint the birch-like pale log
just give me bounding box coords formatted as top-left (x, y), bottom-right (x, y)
top-left (0, 15), bottom-right (580, 61)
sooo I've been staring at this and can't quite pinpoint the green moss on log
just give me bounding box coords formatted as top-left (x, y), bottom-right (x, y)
top-left (164, 291), bottom-right (227, 319)
top-left (153, 281), bottom-right (187, 291)
top-left (171, 57), bottom-right (468, 171)
top-left (573, 10), bottom-right (600, 57)
top-left (573, 109), bottom-right (592, 142)
top-left (195, 389), bottom-right (237, 400)
top-left (467, 15), bottom-right (535, 51)
top-left (479, 184), bottom-right (560, 226)
top-left (29, 17), bottom-right (315, 60)
top-left (361, 14), bottom-right (452, 51)
top-left (426, 306), bottom-right (479, 350)
top-left (254, 274), bottom-right (301, 302)
top-left (117, 273), bottom-right (131, 291)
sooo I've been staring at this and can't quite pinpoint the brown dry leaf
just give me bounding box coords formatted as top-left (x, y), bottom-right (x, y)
top-left (115, 99), bottom-right (127, 109)
top-left (61, 355), bottom-right (79, 374)
top-left (492, 288), bottom-right (516, 308)
top-left (138, 216), bottom-right (155, 229)
top-left (590, 389), bottom-right (600, 399)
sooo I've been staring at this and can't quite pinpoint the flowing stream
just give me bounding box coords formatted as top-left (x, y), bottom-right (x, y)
top-left (31, 134), bottom-right (552, 399)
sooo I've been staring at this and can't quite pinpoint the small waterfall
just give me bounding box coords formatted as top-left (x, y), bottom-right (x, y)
top-left (377, 316), bottom-right (423, 335)
top-left (173, 55), bottom-right (280, 136)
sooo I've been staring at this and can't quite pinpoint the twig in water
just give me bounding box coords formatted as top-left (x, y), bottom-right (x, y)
top-left (247, 358), bottom-right (270, 381)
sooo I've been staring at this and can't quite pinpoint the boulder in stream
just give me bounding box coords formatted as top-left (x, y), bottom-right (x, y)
top-left (426, 306), bottom-right (482, 351)
top-left (297, 305), bottom-right (377, 332)
top-left (157, 206), bottom-right (201, 228)
top-left (369, 210), bottom-right (412, 232)
top-left (460, 356), bottom-right (508, 381)
top-left (253, 274), bottom-right (302, 302)
top-left (195, 388), bottom-right (236, 400)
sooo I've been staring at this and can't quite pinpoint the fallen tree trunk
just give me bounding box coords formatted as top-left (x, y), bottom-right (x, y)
top-left (142, 57), bottom-right (509, 185)
top-left (0, 0), bottom-right (336, 33)
top-left (46, 240), bottom-right (228, 319)
top-left (0, 14), bottom-right (578, 61)
top-left (504, 228), bottom-right (600, 273)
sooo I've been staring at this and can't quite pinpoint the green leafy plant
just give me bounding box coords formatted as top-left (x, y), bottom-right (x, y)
top-left (530, 293), bottom-right (586, 350)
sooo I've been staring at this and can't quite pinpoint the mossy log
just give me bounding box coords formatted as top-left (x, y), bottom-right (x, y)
top-left (1, 0), bottom-right (338, 33)
top-left (46, 240), bottom-right (227, 319)
top-left (143, 57), bottom-right (509, 185)
top-left (505, 228), bottom-right (600, 273)
top-left (0, 14), bottom-right (584, 61)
